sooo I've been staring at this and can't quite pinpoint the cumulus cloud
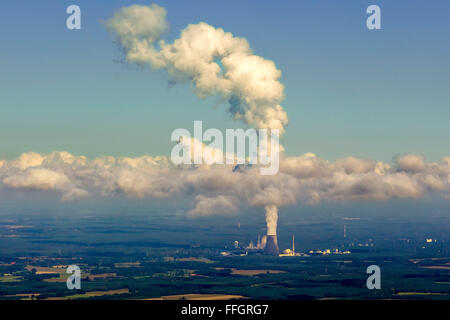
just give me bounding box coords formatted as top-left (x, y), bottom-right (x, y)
top-left (11, 152), bottom-right (44, 170)
top-left (3, 168), bottom-right (70, 190)
top-left (61, 188), bottom-right (90, 202)
top-left (0, 153), bottom-right (92, 201)
top-left (0, 151), bottom-right (448, 212)
top-left (443, 157), bottom-right (450, 166)
top-left (420, 174), bottom-right (445, 192)
top-left (281, 153), bottom-right (330, 178)
top-left (396, 154), bottom-right (426, 172)
top-left (105, 3), bottom-right (288, 134)
top-left (334, 157), bottom-right (376, 174)
top-left (187, 195), bottom-right (239, 216)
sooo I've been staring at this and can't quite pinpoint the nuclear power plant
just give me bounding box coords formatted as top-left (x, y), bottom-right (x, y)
top-left (244, 234), bottom-right (279, 255)
top-left (254, 234), bottom-right (279, 255)
top-left (239, 206), bottom-right (280, 255)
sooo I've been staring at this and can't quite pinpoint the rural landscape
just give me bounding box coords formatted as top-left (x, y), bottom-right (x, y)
top-left (1, 206), bottom-right (449, 300)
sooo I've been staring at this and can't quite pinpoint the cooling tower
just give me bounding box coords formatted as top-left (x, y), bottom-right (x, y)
top-left (264, 235), bottom-right (279, 255)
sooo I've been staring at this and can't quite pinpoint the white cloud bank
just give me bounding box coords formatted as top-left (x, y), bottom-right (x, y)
top-left (0, 151), bottom-right (448, 214)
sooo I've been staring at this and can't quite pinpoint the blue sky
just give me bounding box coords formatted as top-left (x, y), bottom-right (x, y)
top-left (0, 0), bottom-right (449, 162)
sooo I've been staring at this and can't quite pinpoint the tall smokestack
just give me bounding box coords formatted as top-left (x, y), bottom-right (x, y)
top-left (264, 205), bottom-right (279, 255)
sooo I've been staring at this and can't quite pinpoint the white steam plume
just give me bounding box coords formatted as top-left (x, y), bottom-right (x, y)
top-left (264, 205), bottom-right (278, 235)
top-left (104, 3), bottom-right (288, 134)
top-left (104, 3), bottom-right (289, 234)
